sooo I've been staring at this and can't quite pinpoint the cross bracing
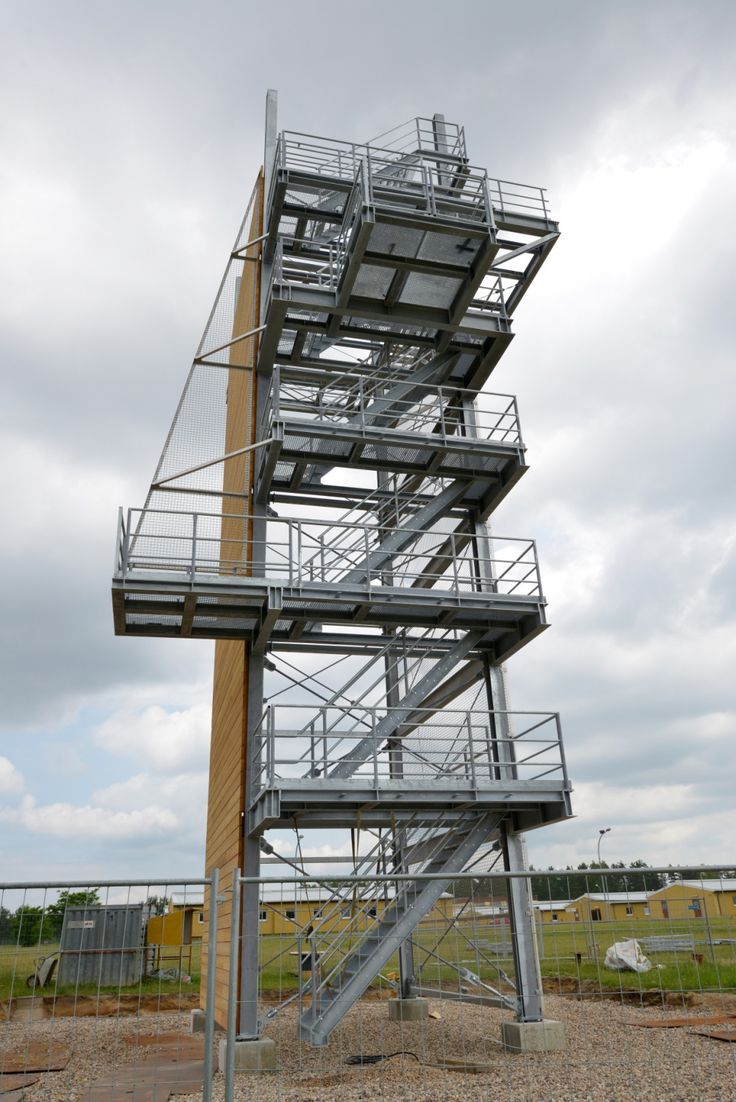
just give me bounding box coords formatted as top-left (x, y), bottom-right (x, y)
top-left (112, 106), bottom-right (571, 1045)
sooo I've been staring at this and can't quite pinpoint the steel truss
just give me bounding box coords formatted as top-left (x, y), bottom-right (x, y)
top-left (112, 105), bottom-right (572, 1045)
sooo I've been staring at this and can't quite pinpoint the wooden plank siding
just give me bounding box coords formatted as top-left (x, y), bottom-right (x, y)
top-left (201, 171), bottom-right (264, 1031)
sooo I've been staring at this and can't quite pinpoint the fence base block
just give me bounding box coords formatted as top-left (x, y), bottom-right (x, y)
top-left (190, 1009), bottom-right (206, 1033)
top-left (11, 997), bottom-right (48, 1022)
top-left (219, 1036), bottom-right (277, 1073)
top-left (501, 1019), bottom-right (565, 1053)
top-left (388, 997), bottom-right (430, 1022)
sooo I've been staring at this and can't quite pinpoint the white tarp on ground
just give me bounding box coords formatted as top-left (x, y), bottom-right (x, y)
top-left (604, 938), bottom-right (652, 973)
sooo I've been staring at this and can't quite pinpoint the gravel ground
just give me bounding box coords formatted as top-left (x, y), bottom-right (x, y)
top-left (3, 997), bottom-right (736, 1102)
top-left (0, 1011), bottom-right (191, 1101)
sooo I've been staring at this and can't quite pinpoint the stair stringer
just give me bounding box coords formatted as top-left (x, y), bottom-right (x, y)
top-left (298, 811), bottom-right (504, 1046)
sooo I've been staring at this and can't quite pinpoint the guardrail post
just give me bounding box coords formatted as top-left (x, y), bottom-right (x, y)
top-left (267, 707), bottom-right (275, 786)
top-left (114, 506), bottom-right (125, 575)
top-left (533, 540), bottom-right (542, 596)
top-left (466, 711), bottom-right (477, 789)
top-left (224, 868), bottom-right (241, 1100)
top-left (202, 866), bottom-right (219, 1102)
top-left (124, 508), bottom-right (132, 574)
top-left (190, 513), bottom-right (198, 579)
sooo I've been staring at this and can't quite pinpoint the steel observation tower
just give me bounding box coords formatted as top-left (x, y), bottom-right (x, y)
top-left (112, 92), bottom-right (572, 1050)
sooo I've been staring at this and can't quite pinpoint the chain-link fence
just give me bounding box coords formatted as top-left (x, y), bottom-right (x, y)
top-left (223, 865), bottom-right (736, 1101)
top-left (2, 867), bottom-right (735, 1100)
top-left (0, 875), bottom-right (218, 1100)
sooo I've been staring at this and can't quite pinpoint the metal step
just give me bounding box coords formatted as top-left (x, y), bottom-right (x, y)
top-left (297, 812), bottom-right (502, 1046)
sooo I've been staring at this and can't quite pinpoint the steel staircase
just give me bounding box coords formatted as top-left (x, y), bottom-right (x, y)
top-left (298, 811), bottom-right (504, 1045)
top-left (112, 109), bottom-right (571, 1044)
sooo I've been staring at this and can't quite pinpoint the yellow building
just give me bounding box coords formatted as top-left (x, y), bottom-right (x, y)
top-left (147, 902), bottom-right (203, 972)
top-left (257, 890), bottom-right (390, 937)
top-left (647, 880), bottom-right (736, 920)
top-left (537, 880), bottom-right (736, 925)
top-left (566, 892), bottom-right (651, 923)
top-left (534, 901), bottom-right (575, 924)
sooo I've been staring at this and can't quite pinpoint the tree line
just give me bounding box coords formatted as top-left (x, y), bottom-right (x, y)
top-left (0, 890), bottom-right (101, 947)
top-left (0, 891), bottom-right (169, 948)
top-left (450, 862), bottom-right (736, 902)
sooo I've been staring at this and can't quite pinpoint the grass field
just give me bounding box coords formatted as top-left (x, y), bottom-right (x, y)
top-left (0, 942), bottom-right (202, 1002)
top-left (257, 916), bottom-right (736, 996)
top-left (3, 916), bottom-right (735, 1003)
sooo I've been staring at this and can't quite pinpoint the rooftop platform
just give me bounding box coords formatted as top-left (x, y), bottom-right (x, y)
top-left (234, 124), bottom-right (558, 393)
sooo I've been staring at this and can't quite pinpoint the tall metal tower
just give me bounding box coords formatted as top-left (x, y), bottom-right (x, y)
top-left (112, 95), bottom-right (572, 1049)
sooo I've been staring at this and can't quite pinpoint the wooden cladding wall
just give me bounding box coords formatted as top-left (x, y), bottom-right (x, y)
top-left (201, 171), bottom-right (264, 1031)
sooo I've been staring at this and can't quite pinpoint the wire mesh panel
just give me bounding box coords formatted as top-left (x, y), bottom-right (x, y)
top-left (0, 876), bottom-right (219, 1101)
top-left (213, 867), bottom-right (736, 1101)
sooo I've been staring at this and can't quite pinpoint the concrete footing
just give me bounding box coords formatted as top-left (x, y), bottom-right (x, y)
top-left (11, 997), bottom-right (48, 1022)
top-left (388, 997), bottom-right (430, 1023)
top-left (501, 1019), bottom-right (565, 1053)
top-left (218, 1036), bottom-right (277, 1073)
top-left (190, 1008), bottom-right (206, 1033)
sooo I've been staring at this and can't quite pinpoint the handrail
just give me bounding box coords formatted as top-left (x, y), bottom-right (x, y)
top-left (117, 508), bottom-right (542, 599)
top-left (261, 368), bottom-right (523, 449)
top-left (249, 706), bottom-right (568, 798)
top-left (275, 130), bottom-right (550, 221)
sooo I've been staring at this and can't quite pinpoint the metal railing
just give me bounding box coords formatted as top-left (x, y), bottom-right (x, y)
top-left (224, 863), bottom-right (736, 1098)
top-left (5, 865), bottom-right (736, 1097)
top-left (271, 236), bottom-right (346, 293)
top-left (366, 116), bottom-right (467, 161)
top-left (272, 129), bottom-right (550, 223)
top-left (116, 508), bottom-right (543, 600)
top-left (259, 365), bottom-right (522, 448)
top-left (0, 875), bottom-right (220, 1102)
top-left (250, 705), bottom-right (568, 795)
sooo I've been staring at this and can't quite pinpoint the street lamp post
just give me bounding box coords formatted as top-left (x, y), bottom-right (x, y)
top-left (597, 827), bottom-right (611, 918)
top-left (597, 827), bottom-right (611, 867)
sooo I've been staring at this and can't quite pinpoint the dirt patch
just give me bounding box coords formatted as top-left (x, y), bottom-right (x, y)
top-left (691, 1028), bottom-right (736, 1042)
top-left (543, 977), bottom-right (698, 1005)
top-left (52, 994), bottom-right (198, 1018)
top-left (0, 1040), bottom-right (70, 1074)
top-left (0, 1075), bottom-right (40, 1094)
top-left (626, 1012), bottom-right (736, 1028)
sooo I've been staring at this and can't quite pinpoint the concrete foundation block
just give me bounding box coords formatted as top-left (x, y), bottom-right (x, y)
top-left (388, 997), bottom-right (430, 1023)
top-left (12, 997), bottom-right (48, 1022)
top-left (501, 1019), bottom-right (565, 1053)
top-left (218, 1036), bottom-right (277, 1073)
top-left (190, 1008), bottom-right (206, 1033)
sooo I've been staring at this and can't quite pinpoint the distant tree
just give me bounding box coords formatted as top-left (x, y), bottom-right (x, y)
top-left (530, 860), bottom-right (664, 900)
top-left (624, 860), bottom-right (665, 891)
top-left (0, 905), bottom-right (13, 944)
top-left (49, 889), bottom-right (101, 914)
top-left (146, 895), bottom-right (169, 916)
top-left (11, 906), bottom-right (53, 947)
top-left (44, 889), bottom-right (101, 937)
top-left (669, 866), bottom-right (735, 883)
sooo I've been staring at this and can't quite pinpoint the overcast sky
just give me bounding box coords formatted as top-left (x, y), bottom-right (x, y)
top-left (1, 0), bottom-right (735, 884)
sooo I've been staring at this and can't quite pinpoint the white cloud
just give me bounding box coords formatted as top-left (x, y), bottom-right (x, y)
top-left (0, 794), bottom-right (176, 840)
top-left (0, 756), bottom-right (24, 795)
top-left (571, 781), bottom-right (696, 824)
top-left (92, 770), bottom-right (207, 818)
top-left (92, 704), bottom-right (211, 773)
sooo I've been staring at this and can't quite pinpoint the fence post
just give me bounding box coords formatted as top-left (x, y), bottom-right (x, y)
top-left (224, 868), bottom-right (241, 1101)
top-left (202, 867), bottom-right (219, 1102)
